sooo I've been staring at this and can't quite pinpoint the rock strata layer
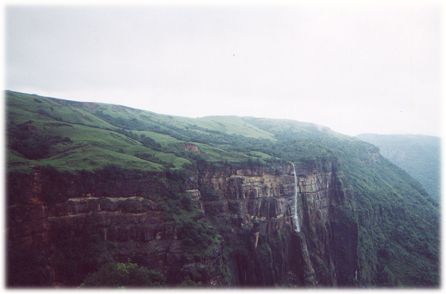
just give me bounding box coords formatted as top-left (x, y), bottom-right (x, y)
top-left (7, 160), bottom-right (358, 287)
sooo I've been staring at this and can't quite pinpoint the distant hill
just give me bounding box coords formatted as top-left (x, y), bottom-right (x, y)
top-left (358, 134), bottom-right (441, 202)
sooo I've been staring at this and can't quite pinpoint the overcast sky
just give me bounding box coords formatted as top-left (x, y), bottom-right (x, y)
top-left (6, 4), bottom-right (442, 136)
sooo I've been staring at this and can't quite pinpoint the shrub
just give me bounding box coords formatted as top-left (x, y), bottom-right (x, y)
top-left (81, 262), bottom-right (165, 287)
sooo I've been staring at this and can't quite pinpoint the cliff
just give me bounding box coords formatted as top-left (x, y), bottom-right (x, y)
top-left (6, 91), bottom-right (439, 287)
top-left (8, 159), bottom-right (359, 287)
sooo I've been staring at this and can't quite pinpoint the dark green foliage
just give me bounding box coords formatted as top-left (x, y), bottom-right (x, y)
top-left (180, 195), bottom-right (193, 210)
top-left (176, 218), bottom-right (219, 250)
top-left (351, 158), bottom-right (439, 287)
top-left (8, 121), bottom-right (72, 159)
top-left (358, 134), bottom-right (441, 202)
top-left (139, 134), bottom-right (162, 150)
top-left (81, 262), bottom-right (165, 287)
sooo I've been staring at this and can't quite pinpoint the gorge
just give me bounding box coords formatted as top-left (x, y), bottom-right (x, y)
top-left (6, 91), bottom-right (439, 288)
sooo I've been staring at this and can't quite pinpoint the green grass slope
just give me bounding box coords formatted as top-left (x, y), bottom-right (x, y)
top-left (7, 91), bottom-right (278, 172)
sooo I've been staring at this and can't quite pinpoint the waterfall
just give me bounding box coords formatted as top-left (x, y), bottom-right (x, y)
top-left (291, 162), bottom-right (301, 232)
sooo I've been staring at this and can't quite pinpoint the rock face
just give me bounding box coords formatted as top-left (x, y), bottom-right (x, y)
top-left (48, 196), bottom-right (165, 243)
top-left (190, 160), bottom-right (358, 286)
top-left (47, 195), bottom-right (195, 285)
top-left (7, 160), bottom-right (359, 287)
top-left (7, 168), bottom-right (54, 286)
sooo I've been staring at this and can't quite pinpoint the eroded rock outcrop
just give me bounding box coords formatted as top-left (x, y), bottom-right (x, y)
top-left (7, 160), bottom-right (359, 287)
top-left (185, 160), bottom-right (358, 286)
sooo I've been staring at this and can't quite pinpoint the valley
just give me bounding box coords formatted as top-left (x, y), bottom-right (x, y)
top-left (6, 90), bottom-right (439, 288)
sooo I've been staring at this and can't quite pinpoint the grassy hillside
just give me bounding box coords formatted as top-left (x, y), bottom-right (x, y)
top-left (6, 90), bottom-right (439, 287)
top-left (358, 134), bottom-right (441, 202)
top-left (7, 91), bottom-right (279, 172)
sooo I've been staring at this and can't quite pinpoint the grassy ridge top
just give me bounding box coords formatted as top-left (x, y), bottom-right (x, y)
top-left (6, 90), bottom-right (363, 172)
top-left (7, 91), bottom-right (280, 172)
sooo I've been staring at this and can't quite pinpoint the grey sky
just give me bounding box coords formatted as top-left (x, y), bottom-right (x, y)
top-left (6, 4), bottom-right (442, 136)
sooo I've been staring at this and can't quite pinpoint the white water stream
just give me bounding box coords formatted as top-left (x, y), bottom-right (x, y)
top-left (291, 162), bottom-right (301, 232)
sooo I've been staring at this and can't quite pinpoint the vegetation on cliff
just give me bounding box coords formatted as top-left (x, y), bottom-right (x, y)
top-left (81, 262), bottom-right (165, 287)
